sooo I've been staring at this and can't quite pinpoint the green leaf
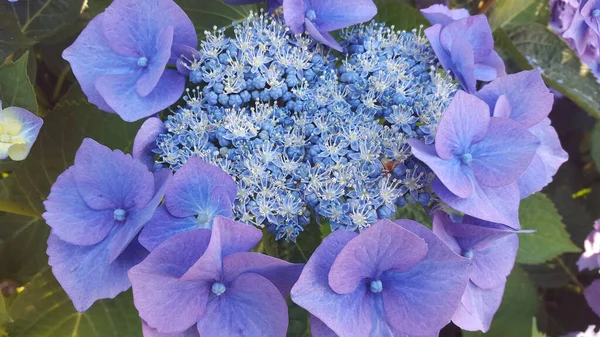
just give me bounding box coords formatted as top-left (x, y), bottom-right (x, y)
top-left (174, 0), bottom-right (260, 41)
top-left (502, 23), bottom-right (600, 119)
top-left (489, 0), bottom-right (547, 30)
top-left (0, 101), bottom-right (142, 282)
top-left (592, 122), bottom-right (600, 171)
top-left (4, 0), bottom-right (87, 40)
top-left (463, 266), bottom-right (538, 337)
top-left (374, 1), bottom-right (429, 32)
top-left (0, 7), bottom-right (36, 62)
top-left (0, 52), bottom-right (37, 114)
top-left (0, 295), bottom-right (11, 326)
top-left (7, 268), bottom-right (142, 337)
top-left (531, 318), bottom-right (547, 337)
top-left (86, 0), bottom-right (112, 17)
top-left (394, 203), bottom-right (432, 229)
top-left (517, 193), bottom-right (581, 265)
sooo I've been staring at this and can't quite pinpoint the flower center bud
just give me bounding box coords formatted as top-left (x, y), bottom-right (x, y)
top-left (370, 280), bottom-right (383, 293)
top-left (0, 134), bottom-right (11, 143)
top-left (305, 9), bottom-right (316, 21)
top-left (211, 282), bottom-right (226, 296)
top-left (113, 208), bottom-right (127, 221)
top-left (137, 57), bottom-right (149, 67)
top-left (462, 250), bottom-right (474, 259)
top-left (593, 9), bottom-right (600, 17)
top-left (460, 153), bottom-right (473, 165)
top-left (196, 212), bottom-right (210, 227)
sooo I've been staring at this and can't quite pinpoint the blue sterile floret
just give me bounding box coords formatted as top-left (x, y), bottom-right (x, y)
top-left (154, 11), bottom-right (458, 241)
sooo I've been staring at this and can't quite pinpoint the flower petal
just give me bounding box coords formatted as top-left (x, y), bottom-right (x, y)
top-left (433, 177), bottom-right (521, 229)
top-left (450, 36), bottom-right (476, 93)
top-left (43, 167), bottom-right (115, 246)
top-left (129, 229), bottom-right (212, 333)
top-left (196, 273), bottom-right (288, 337)
top-left (291, 231), bottom-right (375, 337)
top-left (47, 232), bottom-right (148, 312)
top-left (138, 205), bottom-right (198, 251)
top-left (381, 219), bottom-right (472, 336)
top-left (62, 14), bottom-right (137, 113)
top-left (408, 140), bottom-right (473, 198)
top-left (283, 0), bottom-right (307, 34)
top-left (310, 316), bottom-right (338, 337)
top-left (1, 107), bottom-right (43, 161)
top-left (142, 321), bottom-right (200, 337)
top-left (452, 282), bottom-right (504, 333)
top-left (101, 0), bottom-right (197, 62)
top-left (328, 219), bottom-right (428, 295)
top-left (107, 168), bottom-right (171, 262)
top-left (470, 117), bottom-right (539, 188)
top-left (421, 5), bottom-right (470, 26)
top-left (424, 24), bottom-right (453, 76)
top-left (304, 19), bottom-right (343, 52)
top-left (223, 252), bottom-right (304, 297)
top-left (95, 69), bottom-right (185, 122)
top-left (585, 279), bottom-right (600, 318)
top-left (180, 217), bottom-right (262, 281)
top-left (73, 138), bottom-right (155, 211)
top-left (309, 0), bottom-right (377, 32)
top-left (165, 157), bottom-right (237, 218)
top-left (440, 15), bottom-right (493, 63)
top-left (133, 117), bottom-right (166, 170)
top-left (475, 70), bottom-right (553, 129)
top-left (136, 26), bottom-right (174, 97)
top-left (434, 91), bottom-right (491, 160)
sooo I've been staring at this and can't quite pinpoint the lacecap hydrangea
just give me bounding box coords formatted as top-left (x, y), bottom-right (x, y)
top-left (152, 11), bottom-right (458, 241)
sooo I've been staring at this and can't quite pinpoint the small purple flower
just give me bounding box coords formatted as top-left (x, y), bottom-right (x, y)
top-left (132, 117), bottom-right (166, 170)
top-left (420, 4), bottom-right (469, 26)
top-left (0, 101), bottom-right (43, 161)
top-left (43, 138), bottom-right (171, 311)
top-left (475, 70), bottom-right (568, 198)
top-left (129, 217), bottom-right (304, 337)
top-left (422, 5), bottom-right (506, 93)
top-left (408, 91), bottom-right (539, 229)
top-left (139, 157), bottom-right (237, 250)
top-left (563, 0), bottom-right (600, 57)
top-left (63, 0), bottom-right (197, 122)
top-left (283, 0), bottom-right (377, 51)
top-left (432, 212), bottom-right (521, 332)
top-left (291, 219), bottom-right (472, 337)
top-left (577, 220), bottom-right (600, 271)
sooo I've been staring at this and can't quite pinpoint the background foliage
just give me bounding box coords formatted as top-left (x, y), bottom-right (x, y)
top-left (0, 0), bottom-right (598, 336)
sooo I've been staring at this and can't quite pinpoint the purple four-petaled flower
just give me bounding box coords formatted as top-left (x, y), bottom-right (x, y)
top-left (129, 216), bottom-right (304, 337)
top-left (139, 157), bottom-right (237, 251)
top-left (63, 0), bottom-right (197, 122)
top-left (291, 218), bottom-right (472, 337)
top-left (43, 138), bottom-right (171, 311)
top-left (422, 5), bottom-right (506, 93)
top-left (433, 212), bottom-right (522, 332)
top-left (409, 90), bottom-right (540, 228)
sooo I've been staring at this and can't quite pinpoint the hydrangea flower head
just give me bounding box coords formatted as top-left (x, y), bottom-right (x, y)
top-left (475, 70), bottom-right (568, 198)
top-left (408, 90), bottom-right (540, 228)
top-left (291, 219), bottom-right (472, 337)
top-left (43, 138), bottom-right (171, 311)
top-left (152, 13), bottom-right (459, 241)
top-left (283, 0), bottom-right (378, 51)
top-left (550, 0), bottom-right (579, 34)
top-left (422, 5), bottom-right (506, 93)
top-left (577, 219), bottom-right (600, 271)
top-left (129, 216), bottom-right (304, 337)
top-left (139, 157), bottom-right (237, 250)
top-left (0, 101), bottom-right (43, 161)
top-left (62, 0), bottom-right (197, 122)
top-left (432, 212), bottom-right (523, 332)
top-left (585, 279), bottom-right (600, 319)
top-left (563, 0), bottom-right (600, 56)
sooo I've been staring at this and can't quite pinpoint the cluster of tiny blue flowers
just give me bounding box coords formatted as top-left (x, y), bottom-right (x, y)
top-left (154, 11), bottom-right (458, 241)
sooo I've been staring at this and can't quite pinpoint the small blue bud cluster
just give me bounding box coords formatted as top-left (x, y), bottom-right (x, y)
top-left (155, 12), bottom-right (458, 241)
